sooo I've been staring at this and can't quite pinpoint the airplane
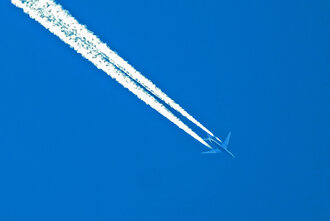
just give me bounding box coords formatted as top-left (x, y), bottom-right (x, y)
top-left (202, 132), bottom-right (235, 158)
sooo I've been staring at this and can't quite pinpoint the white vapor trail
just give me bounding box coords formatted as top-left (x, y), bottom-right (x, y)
top-left (16, 0), bottom-right (215, 137)
top-left (12, 0), bottom-right (212, 148)
top-left (96, 39), bottom-right (216, 137)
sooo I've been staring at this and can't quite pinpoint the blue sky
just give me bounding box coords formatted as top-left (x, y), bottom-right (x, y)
top-left (0, 0), bottom-right (329, 220)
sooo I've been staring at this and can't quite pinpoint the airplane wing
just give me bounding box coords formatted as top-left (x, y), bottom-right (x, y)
top-left (202, 149), bottom-right (219, 154)
top-left (223, 131), bottom-right (231, 147)
top-left (203, 138), bottom-right (212, 142)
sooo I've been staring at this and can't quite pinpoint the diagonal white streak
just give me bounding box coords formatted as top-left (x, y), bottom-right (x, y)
top-left (16, 0), bottom-right (215, 137)
top-left (98, 39), bottom-right (216, 137)
top-left (12, 0), bottom-right (212, 148)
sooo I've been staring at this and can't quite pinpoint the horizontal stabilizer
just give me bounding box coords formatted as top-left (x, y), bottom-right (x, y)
top-left (203, 138), bottom-right (212, 142)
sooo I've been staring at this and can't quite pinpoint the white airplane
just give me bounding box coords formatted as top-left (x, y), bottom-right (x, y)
top-left (202, 132), bottom-right (235, 158)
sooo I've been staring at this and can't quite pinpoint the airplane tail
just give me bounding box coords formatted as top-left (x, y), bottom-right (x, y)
top-left (203, 133), bottom-right (212, 142)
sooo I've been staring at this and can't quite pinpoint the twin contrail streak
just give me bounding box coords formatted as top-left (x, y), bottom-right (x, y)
top-left (12, 0), bottom-right (212, 148)
top-left (23, 0), bottom-right (215, 137)
top-left (94, 37), bottom-right (215, 137)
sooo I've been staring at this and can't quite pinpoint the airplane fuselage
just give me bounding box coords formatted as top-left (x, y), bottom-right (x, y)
top-left (209, 137), bottom-right (235, 158)
top-left (219, 146), bottom-right (235, 158)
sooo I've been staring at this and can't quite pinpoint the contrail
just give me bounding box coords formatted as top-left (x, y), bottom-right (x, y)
top-left (97, 38), bottom-right (216, 137)
top-left (12, 0), bottom-right (212, 148)
top-left (19, 0), bottom-right (216, 137)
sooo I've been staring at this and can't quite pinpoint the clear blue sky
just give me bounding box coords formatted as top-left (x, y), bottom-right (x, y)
top-left (0, 0), bottom-right (329, 220)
